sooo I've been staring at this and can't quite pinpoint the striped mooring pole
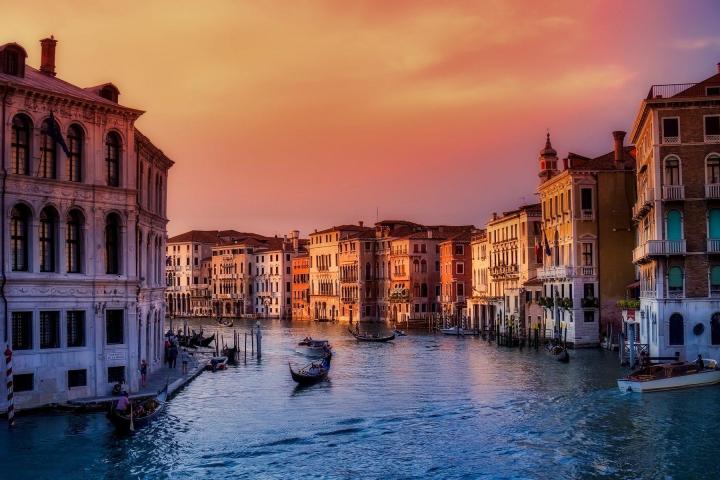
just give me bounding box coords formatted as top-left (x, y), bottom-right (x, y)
top-left (4, 345), bottom-right (14, 427)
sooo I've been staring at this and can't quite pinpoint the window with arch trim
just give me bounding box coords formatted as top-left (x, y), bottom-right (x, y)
top-left (105, 132), bottom-right (121, 187)
top-left (66, 209), bottom-right (84, 273)
top-left (664, 156), bottom-right (681, 186)
top-left (39, 206), bottom-right (58, 272)
top-left (105, 213), bottom-right (121, 274)
top-left (39, 118), bottom-right (57, 179)
top-left (10, 204), bottom-right (31, 271)
top-left (11, 115), bottom-right (31, 175)
top-left (668, 266), bottom-right (684, 297)
top-left (67, 125), bottom-right (83, 182)
top-left (712, 313), bottom-right (720, 345)
top-left (668, 313), bottom-right (684, 346)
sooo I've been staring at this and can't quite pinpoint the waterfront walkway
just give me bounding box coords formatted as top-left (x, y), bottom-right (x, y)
top-left (69, 349), bottom-right (213, 408)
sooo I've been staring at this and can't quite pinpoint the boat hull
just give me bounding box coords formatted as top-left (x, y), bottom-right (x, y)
top-left (440, 328), bottom-right (477, 336)
top-left (618, 369), bottom-right (720, 392)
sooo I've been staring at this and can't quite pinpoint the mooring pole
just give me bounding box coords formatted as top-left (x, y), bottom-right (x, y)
top-left (255, 321), bottom-right (262, 360)
top-left (244, 333), bottom-right (248, 363)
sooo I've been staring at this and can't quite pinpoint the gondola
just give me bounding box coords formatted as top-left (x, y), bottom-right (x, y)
top-left (197, 333), bottom-right (215, 347)
top-left (547, 344), bottom-right (570, 363)
top-left (206, 355), bottom-right (228, 371)
top-left (106, 384), bottom-right (168, 434)
top-left (348, 328), bottom-right (395, 342)
top-left (393, 329), bottom-right (407, 337)
top-left (289, 353), bottom-right (332, 385)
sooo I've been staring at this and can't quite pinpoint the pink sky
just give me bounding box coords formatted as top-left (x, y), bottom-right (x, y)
top-left (3, 1), bottom-right (719, 236)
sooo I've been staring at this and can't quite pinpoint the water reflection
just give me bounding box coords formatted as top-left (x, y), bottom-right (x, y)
top-left (2, 318), bottom-right (720, 479)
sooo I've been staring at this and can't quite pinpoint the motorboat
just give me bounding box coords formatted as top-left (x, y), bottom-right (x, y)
top-left (296, 339), bottom-right (332, 358)
top-left (618, 359), bottom-right (720, 393)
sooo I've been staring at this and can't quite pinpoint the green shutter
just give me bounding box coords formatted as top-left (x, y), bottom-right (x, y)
top-left (712, 267), bottom-right (720, 287)
top-left (710, 209), bottom-right (720, 239)
top-left (669, 266), bottom-right (683, 288)
top-left (667, 210), bottom-right (682, 241)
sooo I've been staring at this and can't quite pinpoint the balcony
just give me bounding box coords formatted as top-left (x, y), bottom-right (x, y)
top-left (709, 239), bottom-right (720, 253)
top-left (632, 187), bottom-right (654, 220)
top-left (706, 134), bottom-right (720, 144)
top-left (576, 266), bottom-right (596, 277)
top-left (662, 185), bottom-right (685, 201)
top-left (647, 83), bottom-right (696, 99)
top-left (537, 265), bottom-right (572, 280)
top-left (706, 184), bottom-right (720, 199)
top-left (633, 239), bottom-right (686, 263)
top-left (580, 209), bottom-right (594, 221)
top-left (662, 136), bottom-right (680, 145)
top-left (490, 264), bottom-right (519, 278)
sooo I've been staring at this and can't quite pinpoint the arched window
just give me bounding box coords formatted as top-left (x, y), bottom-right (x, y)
top-left (712, 313), bottom-right (720, 345)
top-left (66, 210), bottom-right (84, 273)
top-left (105, 213), bottom-right (121, 274)
top-left (668, 266), bottom-right (683, 296)
top-left (421, 259), bottom-right (427, 273)
top-left (421, 283), bottom-right (428, 297)
top-left (10, 204), bottom-right (31, 271)
top-left (39, 206), bottom-right (58, 272)
top-left (11, 115), bottom-right (31, 175)
top-left (710, 209), bottom-right (720, 239)
top-left (666, 210), bottom-right (682, 241)
top-left (39, 119), bottom-right (57, 179)
top-left (669, 313), bottom-right (684, 345)
top-left (707, 154), bottom-right (720, 185)
top-left (67, 125), bottom-right (83, 182)
top-left (664, 156), bottom-right (681, 185)
top-left (105, 132), bottom-right (121, 187)
top-left (413, 259), bottom-right (420, 273)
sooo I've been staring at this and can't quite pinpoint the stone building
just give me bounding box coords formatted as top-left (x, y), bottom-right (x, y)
top-left (467, 230), bottom-right (490, 330)
top-left (439, 231), bottom-right (473, 316)
top-left (338, 229), bottom-right (377, 323)
top-left (0, 38), bottom-right (172, 410)
top-left (291, 253), bottom-right (310, 320)
top-left (537, 132), bottom-right (636, 347)
top-left (252, 232), bottom-right (302, 318)
top-left (631, 64), bottom-right (720, 359)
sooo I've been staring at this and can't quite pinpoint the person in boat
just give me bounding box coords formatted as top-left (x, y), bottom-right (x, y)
top-left (115, 391), bottom-right (130, 414)
top-left (696, 354), bottom-right (705, 371)
top-left (639, 350), bottom-right (650, 367)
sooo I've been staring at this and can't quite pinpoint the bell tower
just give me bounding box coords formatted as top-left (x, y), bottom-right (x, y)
top-left (538, 132), bottom-right (558, 182)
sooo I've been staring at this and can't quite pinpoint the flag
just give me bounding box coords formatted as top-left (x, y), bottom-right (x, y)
top-left (45, 111), bottom-right (70, 156)
top-left (544, 232), bottom-right (552, 257)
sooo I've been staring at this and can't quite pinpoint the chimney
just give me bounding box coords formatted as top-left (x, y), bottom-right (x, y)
top-left (612, 131), bottom-right (626, 167)
top-left (358, 221), bottom-right (364, 228)
top-left (40, 36), bottom-right (57, 76)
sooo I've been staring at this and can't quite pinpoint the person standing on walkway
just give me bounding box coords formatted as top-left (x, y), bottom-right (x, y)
top-left (140, 359), bottom-right (148, 387)
top-left (180, 349), bottom-right (190, 374)
top-left (169, 343), bottom-right (178, 368)
top-left (164, 338), bottom-right (171, 367)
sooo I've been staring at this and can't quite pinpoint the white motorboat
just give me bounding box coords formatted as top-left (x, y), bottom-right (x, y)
top-left (440, 326), bottom-right (477, 336)
top-left (617, 359), bottom-right (720, 393)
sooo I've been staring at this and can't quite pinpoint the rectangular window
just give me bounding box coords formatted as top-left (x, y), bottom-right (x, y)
top-left (456, 262), bottom-right (464, 274)
top-left (107, 366), bottom-right (125, 383)
top-left (105, 309), bottom-right (124, 345)
top-left (582, 243), bottom-right (593, 266)
top-left (584, 311), bottom-right (595, 323)
top-left (708, 86), bottom-right (720, 96)
top-left (581, 188), bottom-right (592, 212)
top-left (662, 117), bottom-right (679, 141)
top-left (706, 115), bottom-right (720, 141)
top-left (457, 283), bottom-right (464, 296)
top-left (12, 312), bottom-right (32, 350)
top-left (68, 369), bottom-right (87, 388)
top-left (454, 245), bottom-right (464, 255)
top-left (14, 373), bottom-right (34, 392)
top-left (67, 311), bottom-right (86, 347)
top-left (583, 283), bottom-right (595, 299)
top-left (40, 311), bottom-right (60, 349)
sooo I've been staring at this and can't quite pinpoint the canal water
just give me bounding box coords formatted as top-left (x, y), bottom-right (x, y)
top-left (2, 318), bottom-right (720, 479)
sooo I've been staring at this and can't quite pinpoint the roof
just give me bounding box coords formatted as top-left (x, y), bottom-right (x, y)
top-left (566, 146), bottom-right (636, 171)
top-left (311, 224), bottom-right (372, 236)
top-left (168, 230), bottom-right (224, 244)
top-left (0, 62), bottom-right (142, 113)
top-left (135, 129), bottom-right (174, 169)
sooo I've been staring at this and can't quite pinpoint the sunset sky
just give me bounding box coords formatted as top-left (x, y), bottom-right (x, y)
top-left (3, 0), bottom-right (720, 236)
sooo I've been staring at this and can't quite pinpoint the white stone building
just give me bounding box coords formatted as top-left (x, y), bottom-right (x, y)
top-left (0, 38), bottom-right (172, 410)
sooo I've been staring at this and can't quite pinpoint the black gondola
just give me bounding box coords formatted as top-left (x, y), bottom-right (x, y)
top-left (348, 328), bottom-right (395, 342)
top-left (106, 384), bottom-right (168, 433)
top-left (289, 354), bottom-right (332, 385)
top-left (217, 319), bottom-right (234, 327)
top-left (197, 333), bottom-right (215, 347)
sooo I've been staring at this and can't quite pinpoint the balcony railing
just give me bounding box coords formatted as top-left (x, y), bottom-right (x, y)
top-left (667, 289), bottom-right (684, 299)
top-left (662, 136), bottom-right (680, 145)
top-left (709, 239), bottom-right (720, 253)
top-left (490, 264), bottom-right (519, 277)
top-left (538, 265), bottom-right (572, 279)
top-left (647, 83), bottom-right (696, 99)
top-left (633, 239), bottom-right (686, 263)
top-left (706, 184), bottom-right (720, 199)
top-left (576, 266), bottom-right (596, 277)
top-left (662, 185), bottom-right (685, 200)
top-left (632, 187), bottom-right (654, 219)
top-left (705, 134), bottom-right (720, 144)
top-left (580, 210), bottom-right (594, 221)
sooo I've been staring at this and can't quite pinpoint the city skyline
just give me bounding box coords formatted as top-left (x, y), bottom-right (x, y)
top-left (3, 0), bottom-right (719, 237)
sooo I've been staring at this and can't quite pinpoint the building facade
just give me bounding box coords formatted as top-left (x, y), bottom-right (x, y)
top-left (0, 38), bottom-right (172, 410)
top-left (439, 232), bottom-right (472, 316)
top-left (291, 253), bottom-right (310, 320)
top-left (537, 132), bottom-right (636, 347)
top-left (631, 65), bottom-right (720, 359)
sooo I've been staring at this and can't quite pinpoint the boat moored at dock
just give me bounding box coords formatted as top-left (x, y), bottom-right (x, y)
top-left (618, 359), bottom-right (720, 393)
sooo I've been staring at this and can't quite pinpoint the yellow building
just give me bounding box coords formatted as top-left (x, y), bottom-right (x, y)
top-left (537, 133), bottom-right (636, 346)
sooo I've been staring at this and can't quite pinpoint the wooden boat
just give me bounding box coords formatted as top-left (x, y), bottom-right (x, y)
top-left (217, 318), bottom-right (234, 327)
top-left (206, 355), bottom-right (228, 371)
top-left (296, 339), bottom-right (332, 358)
top-left (314, 318), bottom-right (334, 323)
top-left (348, 328), bottom-right (395, 342)
top-left (547, 344), bottom-right (570, 363)
top-left (106, 384), bottom-right (168, 433)
top-left (393, 329), bottom-right (407, 337)
top-left (289, 354), bottom-right (331, 385)
top-left (197, 333), bottom-right (215, 347)
top-left (440, 326), bottom-right (477, 336)
top-left (618, 359), bottom-right (720, 393)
